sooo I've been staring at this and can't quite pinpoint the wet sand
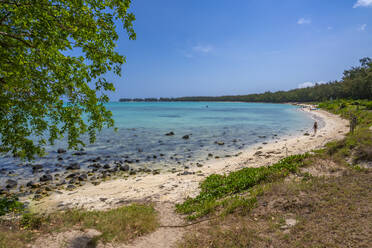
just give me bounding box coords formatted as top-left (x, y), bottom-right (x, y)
top-left (30, 106), bottom-right (349, 212)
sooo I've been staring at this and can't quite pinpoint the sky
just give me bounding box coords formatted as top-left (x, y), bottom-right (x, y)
top-left (105, 0), bottom-right (372, 100)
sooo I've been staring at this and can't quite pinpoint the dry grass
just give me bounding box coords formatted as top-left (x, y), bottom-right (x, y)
top-left (0, 203), bottom-right (158, 247)
top-left (0, 224), bottom-right (34, 248)
top-left (177, 167), bottom-right (372, 248)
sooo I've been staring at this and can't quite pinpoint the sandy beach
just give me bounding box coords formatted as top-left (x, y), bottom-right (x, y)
top-left (31, 106), bottom-right (349, 212)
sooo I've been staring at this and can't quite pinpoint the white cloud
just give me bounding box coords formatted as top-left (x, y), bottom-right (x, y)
top-left (358, 24), bottom-right (367, 31)
top-left (298, 82), bottom-right (315, 88)
top-left (298, 81), bottom-right (326, 89)
top-left (297, 18), bottom-right (311, 25)
top-left (353, 0), bottom-right (372, 8)
top-left (192, 44), bottom-right (213, 53)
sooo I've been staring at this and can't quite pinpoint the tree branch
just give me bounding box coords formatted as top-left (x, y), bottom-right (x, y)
top-left (0, 31), bottom-right (34, 47)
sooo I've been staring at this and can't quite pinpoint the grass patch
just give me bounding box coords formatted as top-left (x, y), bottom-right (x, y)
top-left (177, 167), bottom-right (372, 248)
top-left (318, 99), bottom-right (372, 164)
top-left (0, 225), bottom-right (34, 248)
top-left (176, 154), bottom-right (308, 219)
top-left (51, 204), bottom-right (158, 243)
top-left (0, 203), bottom-right (158, 247)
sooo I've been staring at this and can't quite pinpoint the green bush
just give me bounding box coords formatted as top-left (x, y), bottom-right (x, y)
top-left (20, 213), bottom-right (44, 230)
top-left (0, 196), bottom-right (24, 216)
top-left (365, 102), bottom-right (372, 110)
top-left (176, 154), bottom-right (308, 219)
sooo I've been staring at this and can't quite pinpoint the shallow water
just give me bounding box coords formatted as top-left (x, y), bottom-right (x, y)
top-left (0, 102), bottom-right (318, 186)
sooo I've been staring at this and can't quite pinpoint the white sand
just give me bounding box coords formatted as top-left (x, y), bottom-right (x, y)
top-left (31, 106), bottom-right (349, 212)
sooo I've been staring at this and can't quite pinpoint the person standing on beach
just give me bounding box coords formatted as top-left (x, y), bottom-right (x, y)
top-left (313, 121), bottom-right (318, 135)
top-left (350, 114), bottom-right (357, 134)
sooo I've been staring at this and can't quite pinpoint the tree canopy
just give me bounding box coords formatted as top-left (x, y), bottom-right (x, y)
top-left (0, 0), bottom-right (135, 159)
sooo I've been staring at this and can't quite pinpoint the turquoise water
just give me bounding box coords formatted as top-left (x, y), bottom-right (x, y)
top-left (0, 102), bottom-right (317, 186)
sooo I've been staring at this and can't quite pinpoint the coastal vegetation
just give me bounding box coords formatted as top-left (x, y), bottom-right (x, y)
top-left (120, 57), bottom-right (372, 103)
top-left (175, 99), bottom-right (372, 247)
top-left (0, 0), bottom-right (135, 159)
top-left (176, 154), bottom-right (309, 220)
top-left (0, 203), bottom-right (158, 247)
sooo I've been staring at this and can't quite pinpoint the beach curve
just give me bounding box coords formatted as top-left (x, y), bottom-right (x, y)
top-left (30, 106), bottom-right (349, 212)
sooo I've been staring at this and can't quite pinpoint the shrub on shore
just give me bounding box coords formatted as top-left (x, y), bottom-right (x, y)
top-left (176, 154), bottom-right (308, 220)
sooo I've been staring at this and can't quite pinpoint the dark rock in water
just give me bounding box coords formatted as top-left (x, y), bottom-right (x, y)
top-left (124, 159), bottom-right (133, 164)
top-left (57, 157), bottom-right (63, 161)
top-left (56, 180), bottom-right (66, 186)
top-left (26, 181), bottom-right (37, 188)
top-left (215, 141), bottom-right (224, 145)
top-left (66, 173), bottom-right (78, 179)
top-left (33, 194), bottom-right (42, 200)
top-left (178, 171), bottom-right (194, 176)
top-left (44, 186), bottom-right (52, 191)
top-left (160, 153), bottom-right (165, 157)
top-left (120, 164), bottom-right (130, 171)
top-left (262, 142), bottom-right (268, 145)
top-left (57, 148), bottom-right (66, 154)
top-left (182, 135), bottom-right (190, 140)
top-left (40, 174), bottom-right (52, 182)
top-left (153, 155), bottom-right (157, 159)
top-left (165, 131), bottom-right (175, 136)
top-left (258, 136), bottom-right (266, 138)
top-left (208, 153), bottom-right (213, 157)
top-left (35, 189), bottom-right (43, 194)
top-left (152, 170), bottom-right (160, 175)
top-left (0, 188), bottom-right (7, 195)
top-left (138, 148), bottom-right (143, 152)
top-left (103, 164), bottom-right (110, 169)
top-left (254, 151), bottom-right (263, 156)
top-left (78, 174), bottom-right (87, 181)
top-left (5, 179), bottom-right (17, 189)
top-left (66, 184), bottom-right (76, 191)
top-left (304, 132), bottom-right (310, 136)
top-left (73, 151), bottom-right (86, 156)
top-left (129, 170), bottom-right (136, 175)
top-left (196, 163), bottom-right (203, 167)
top-left (66, 163), bottom-right (80, 170)
top-left (184, 166), bottom-right (189, 169)
top-left (68, 178), bottom-right (77, 184)
top-left (32, 164), bottom-right (43, 171)
top-left (88, 157), bottom-right (101, 162)
top-left (88, 163), bottom-right (101, 169)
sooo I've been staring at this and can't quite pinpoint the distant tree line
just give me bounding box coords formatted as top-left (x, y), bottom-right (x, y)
top-left (119, 57), bottom-right (372, 103)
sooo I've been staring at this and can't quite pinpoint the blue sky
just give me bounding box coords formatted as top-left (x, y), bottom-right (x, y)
top-left (106, 0), bottom-right (372, 100)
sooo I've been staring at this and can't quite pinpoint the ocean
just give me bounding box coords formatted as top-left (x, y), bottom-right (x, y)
top-left (0, 102), bottom-right (317, 186)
